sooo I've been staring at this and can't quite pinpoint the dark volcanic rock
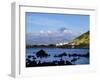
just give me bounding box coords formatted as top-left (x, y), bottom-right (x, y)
top-left (54, 52), bottom-right (67, 57)
top-left (58, 52), bottom-right (67, 57)
top-left (36, 49), bottom-right (49, 58)
top-left (65, 60), bottom-right (72, 65)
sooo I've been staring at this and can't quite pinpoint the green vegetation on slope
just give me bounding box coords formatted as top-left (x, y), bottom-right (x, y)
top-left (69, 31), bottom-right (89, 48)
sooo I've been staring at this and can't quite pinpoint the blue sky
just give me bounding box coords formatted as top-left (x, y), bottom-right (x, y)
top-left (26, 12), bottom-right (89, 45)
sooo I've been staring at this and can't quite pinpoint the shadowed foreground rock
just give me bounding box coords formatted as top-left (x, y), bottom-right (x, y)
top-left (26, 58), bottom-right (72, 67)
top-left (36, 49), bottom-right (49, 58)
top-left (54, 52), bottom-right (67, 57)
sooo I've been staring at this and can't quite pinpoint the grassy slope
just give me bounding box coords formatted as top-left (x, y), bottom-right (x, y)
top-left (70, 31), bottom-right (89, 46)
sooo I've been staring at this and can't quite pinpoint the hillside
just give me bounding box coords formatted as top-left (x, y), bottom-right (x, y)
top-left (69, 31), bottom-right (89, 48)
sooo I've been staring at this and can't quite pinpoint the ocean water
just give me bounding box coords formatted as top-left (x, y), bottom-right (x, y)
top-left (26, 48), bottom-right (89, 65)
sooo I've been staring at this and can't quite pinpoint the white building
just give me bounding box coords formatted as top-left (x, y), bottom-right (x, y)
top-left (56, 42), bottom-right (68, 46)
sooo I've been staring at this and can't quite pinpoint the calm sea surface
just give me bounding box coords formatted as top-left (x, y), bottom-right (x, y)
top-left (26, 48), bottom-right (89, 56)
top-left (26, 48), bottom-right (89, 64)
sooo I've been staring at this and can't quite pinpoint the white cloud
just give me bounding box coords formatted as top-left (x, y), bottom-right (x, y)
top-left (26, 27), bottom-right (79, 45)
top-left (47, 30), bottom-right (52, 34)
top-left (63, 29), bottom-right (72, 34)
top-left (27, 27), bottom-right (75, 37)
top-left (40, 30), bottom-right (45, 34)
